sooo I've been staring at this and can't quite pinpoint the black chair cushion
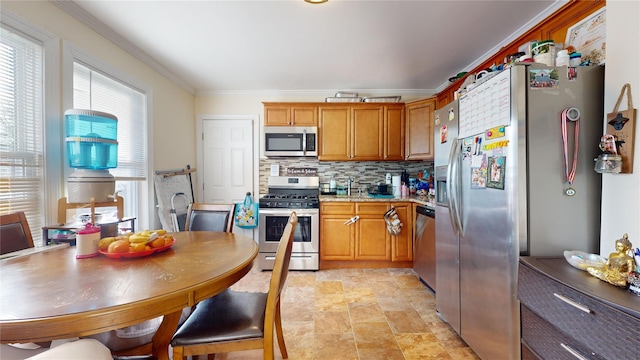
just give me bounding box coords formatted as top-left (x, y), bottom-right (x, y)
top-left (171, 289), bottom-right (267, 346)
top-left (188, 211), bottom-right (230, 232)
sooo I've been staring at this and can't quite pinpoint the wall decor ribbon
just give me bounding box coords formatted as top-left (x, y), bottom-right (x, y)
top-left (561, 108), bottom-right (580, 196)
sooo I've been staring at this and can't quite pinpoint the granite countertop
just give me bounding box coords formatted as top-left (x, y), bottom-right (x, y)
top-left (320, 194), bottom-right (434, 208)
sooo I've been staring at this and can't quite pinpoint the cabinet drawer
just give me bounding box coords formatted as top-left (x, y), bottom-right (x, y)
top-left (521, 341), bottom-right (542, 360)
top-left (320, 202), bottom-right (354, 214)
top-left (518, 264), bottom-right (639, 359)
top-left (521, 306), bottom-right (603, 360)
top-left (356, 202), bottom-right (388, 214)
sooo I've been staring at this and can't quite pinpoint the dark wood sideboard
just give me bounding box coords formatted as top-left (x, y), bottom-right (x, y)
top-left (518, 256), bottom-right (640, 360)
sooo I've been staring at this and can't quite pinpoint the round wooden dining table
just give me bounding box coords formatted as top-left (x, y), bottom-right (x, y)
top-left (0, 231), bottom-right (258, 360)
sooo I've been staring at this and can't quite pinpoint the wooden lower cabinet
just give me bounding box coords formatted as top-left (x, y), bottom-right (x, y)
top-left (391, 202), bottom-right (412, 261)
top-left (320, 201), bottom-right (413, 267)
top-left (319, 202), bottom-right (355, 260)
top-left (355, 203), bottom-right (390, 260)
top-left (320, 215), bottom-right (355, 260)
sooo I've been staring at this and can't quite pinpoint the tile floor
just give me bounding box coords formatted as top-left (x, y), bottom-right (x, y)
top-left (211, 265), bottom-right (480, 360)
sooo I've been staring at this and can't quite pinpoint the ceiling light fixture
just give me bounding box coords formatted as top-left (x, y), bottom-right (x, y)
top-left (305, 0), bottom-right (328, 4)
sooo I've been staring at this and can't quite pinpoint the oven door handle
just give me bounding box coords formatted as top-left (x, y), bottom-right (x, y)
top-left (260, 209), bottom-right (319, 217)
top-left (343, 215), bottom-right (359, 225)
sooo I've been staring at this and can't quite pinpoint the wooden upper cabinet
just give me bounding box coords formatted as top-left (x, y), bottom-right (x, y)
top-left (351, 106), bottom-right (384, 160)
top-left (263, 102), bottom-right (318, 126)
top-left (405, 97), bottom-right (435, 160)
top-left (319, 103), bottom-right (399, 161)
top-left (384, 104), bottom-right (405, 160)
top-left (436, 92), bottom-right (452, 110)
top-left (318, 105), bottom-right (351, 160)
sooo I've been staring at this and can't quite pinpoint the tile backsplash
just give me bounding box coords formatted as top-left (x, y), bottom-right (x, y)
top-left (259, 158), bottom-right (433, 194)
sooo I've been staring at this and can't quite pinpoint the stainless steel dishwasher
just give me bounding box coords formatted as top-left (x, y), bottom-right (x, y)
top-left (413, 205), bottom-right (436, 291)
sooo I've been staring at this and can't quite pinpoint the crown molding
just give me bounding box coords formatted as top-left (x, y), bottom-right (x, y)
top-left (2, 9), bottom-right (57, 42)
top-left (197, 88), bottom-right (436, 98)
top-left (50, 0), bottom-right (196, 95)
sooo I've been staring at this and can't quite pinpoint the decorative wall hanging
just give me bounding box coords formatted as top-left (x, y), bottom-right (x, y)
top-left (606, 83), bottom-right (636, 173)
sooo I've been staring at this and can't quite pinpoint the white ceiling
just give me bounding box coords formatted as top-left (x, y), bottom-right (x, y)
top-left (54, 0), bottom-right (566, 96)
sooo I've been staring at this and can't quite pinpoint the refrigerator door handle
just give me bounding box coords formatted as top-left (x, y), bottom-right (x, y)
top-left (449, 138), bottom-right (464, 235)
top-left (446, 138), bottom-right (462, 235)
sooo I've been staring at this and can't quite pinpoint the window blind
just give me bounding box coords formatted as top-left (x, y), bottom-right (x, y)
top-left (0, 25), bottom-right (45, 246)
top-left (72, 62), bottom-right (147, 219)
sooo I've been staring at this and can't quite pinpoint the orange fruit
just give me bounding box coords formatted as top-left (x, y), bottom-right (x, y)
top-left (150, 236), bottom-right (166, 249)
top-left (130, 242), bottom-right (147, 252)
top-left (163, 235), bottom-right (174, 246)
top-left (108, 239), bottom-right (130, 253)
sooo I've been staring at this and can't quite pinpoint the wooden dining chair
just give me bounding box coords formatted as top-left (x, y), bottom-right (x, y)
top-left (171, 212), bottom-right (298, 360)
top-left (0, 211), bottom-right (35, 255)
top-left (184, 203), bottom-right (235, 232)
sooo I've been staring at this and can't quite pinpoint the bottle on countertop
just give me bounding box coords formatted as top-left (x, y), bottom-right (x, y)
top-left (329, 175), bottom-right (336, 191)
top-left (556, 49), bottom-right (570, 67)
top-left (385, 173), bottom-right (391, 184)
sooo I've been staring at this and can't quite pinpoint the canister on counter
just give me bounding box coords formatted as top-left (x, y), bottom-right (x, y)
top-left (570, 52), bottom-right (582, 67)
top-left (76, 223), bottom-right (101, 259)
top-left (556, 50), bottom-right (570, 67)
top-left (531, 40), bottom-right (556, 66)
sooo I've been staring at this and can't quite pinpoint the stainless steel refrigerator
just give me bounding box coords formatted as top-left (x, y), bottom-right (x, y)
top-left (433, 64), bottom-right (604, 360)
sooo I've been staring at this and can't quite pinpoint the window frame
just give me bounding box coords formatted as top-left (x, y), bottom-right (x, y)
top-left (62, 41), bottom-right (154, 230)
top-left (1, 12), bottom-right (61, 245)
top-left (3, 11), bottom-right (155, 235)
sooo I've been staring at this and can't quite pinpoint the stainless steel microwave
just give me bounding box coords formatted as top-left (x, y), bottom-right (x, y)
top-left (264, 126), bottom-right (317, 157)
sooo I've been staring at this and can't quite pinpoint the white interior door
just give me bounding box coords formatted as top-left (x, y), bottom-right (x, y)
top-left (198, 116), bottom-right (259, 238)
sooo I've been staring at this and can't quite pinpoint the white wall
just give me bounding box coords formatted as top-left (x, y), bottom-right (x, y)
top-left (2, 1), bottom-right (196, 229)
top-left (600, 0), bottom-right (640, 256)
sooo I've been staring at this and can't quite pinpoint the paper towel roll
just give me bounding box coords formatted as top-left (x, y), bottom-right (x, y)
top-left (392, 175), bottom-right (401, 196)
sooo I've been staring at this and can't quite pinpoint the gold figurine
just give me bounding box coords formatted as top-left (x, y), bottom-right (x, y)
top-left (587, 233), bottom-right (635, 287)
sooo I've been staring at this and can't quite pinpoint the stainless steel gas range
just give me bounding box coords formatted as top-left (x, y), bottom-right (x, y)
top-left (258, 176), bottom-right (319, 271)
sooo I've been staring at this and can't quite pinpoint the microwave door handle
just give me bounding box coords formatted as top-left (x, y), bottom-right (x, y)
top-left (302, 129), bottom-right (307, 155)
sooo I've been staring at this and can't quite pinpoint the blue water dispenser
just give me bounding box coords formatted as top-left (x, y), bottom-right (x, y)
top-left (65, 109), bottom-right (118, 203)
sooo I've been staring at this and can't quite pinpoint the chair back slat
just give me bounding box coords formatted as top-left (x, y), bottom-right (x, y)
top-left (266, 212), bottom-right (297, 309)
top-left (184, 203), bottom-right (235, 232)
top-left (0, 212), bottom-right (35, 255)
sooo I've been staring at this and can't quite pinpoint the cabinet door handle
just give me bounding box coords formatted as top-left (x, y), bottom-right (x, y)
top-left (343, 215), bottom-right (359, 225)
top-left (560, 343), bottom-right (589, 360)
top-left (553, 293), bottom-right (593, 314)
